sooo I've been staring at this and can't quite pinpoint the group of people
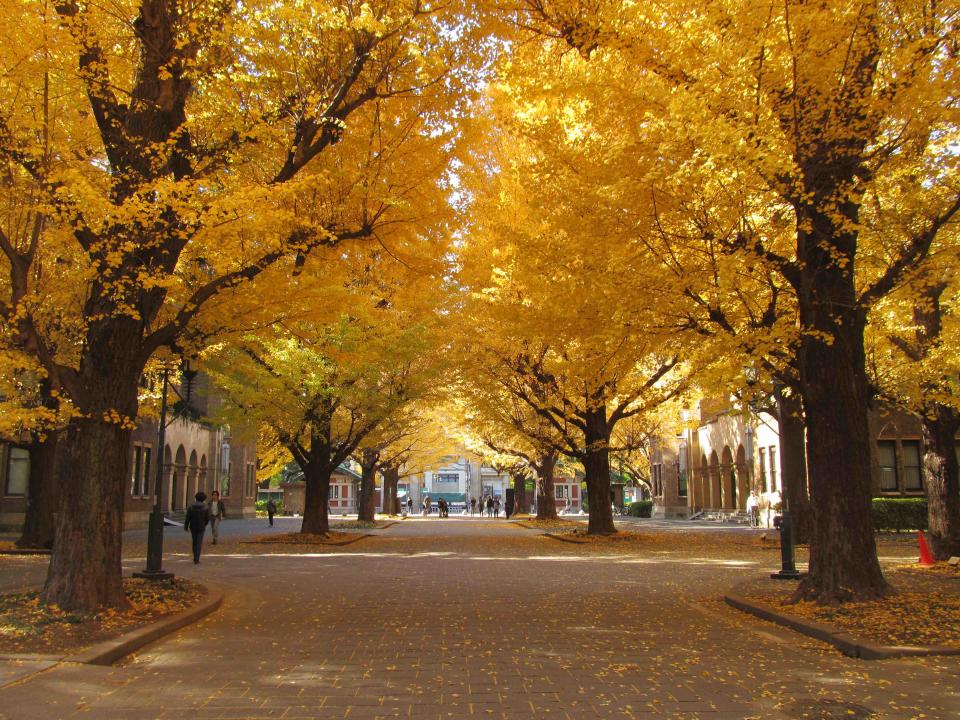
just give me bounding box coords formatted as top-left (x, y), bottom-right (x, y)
top-left (183, 490), bottom-right (228, 564)
top-left (469, 495), bottom-right (501, 517)
top-left (419, 495), bottom-right (451, 517)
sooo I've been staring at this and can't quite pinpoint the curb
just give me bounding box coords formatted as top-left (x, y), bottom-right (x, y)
top-left (0, 549), bottom-right (51, 556)
top-left (65, 588), bottom-right (224, 666)
top-left (725, 593), bottom-right (960, 660)
top-left (543, 532), bottom-right (589, 545)
top-left (240, 533), bottom-right (374, 548)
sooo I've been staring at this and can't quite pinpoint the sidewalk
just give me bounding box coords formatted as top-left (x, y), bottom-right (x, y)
top-left (0, 518), bottom-right (957, 719)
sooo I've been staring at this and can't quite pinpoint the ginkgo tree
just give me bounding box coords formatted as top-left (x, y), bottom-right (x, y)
top-left (0, 0), bottom-right (488, 610)
top-left (508, 0), bottom-right (960, 603)
top-left (455, 93), bottom-right (712, 535)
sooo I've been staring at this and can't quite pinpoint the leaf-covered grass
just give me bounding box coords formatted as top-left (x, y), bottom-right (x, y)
top-left (741, 564), bottom-right (960, 648)
top-left (244, 531), bottom-right (359, 545)
top-left (0, 578), bottom-right (205, 655)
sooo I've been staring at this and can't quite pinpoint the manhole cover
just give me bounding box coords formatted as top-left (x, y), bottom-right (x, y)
top-left (783, 699), bottom-right (877, 720)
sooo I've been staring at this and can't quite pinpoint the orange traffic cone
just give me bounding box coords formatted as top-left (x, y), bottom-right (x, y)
top-left (918, 531), bottom-right (935, 566)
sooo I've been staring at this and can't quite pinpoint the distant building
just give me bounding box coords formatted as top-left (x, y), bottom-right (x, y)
top-left (0, 371), bottom-right (258, 531)
top-left (649, 398), bottom-right (936, 524)
top-left (280, 464), bottom-right (363, 516)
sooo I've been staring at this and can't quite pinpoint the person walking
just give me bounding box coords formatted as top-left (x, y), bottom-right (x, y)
top-left (494, 496), bottom-right (501, 518)
top-left (470, 496), bottom-right (477, 516)
top-left (746, 491), bottom-right (760, 527)
top-left (207, 490), bottom-right (226, 545)
top-left (407, 496), bottom-right (414, 515)
top-left (266, 498), bottom-right (277, 526)
top-left (184, 491), bottom-right (210, 564)
top-left (486, 495), bottom-right (494, 517)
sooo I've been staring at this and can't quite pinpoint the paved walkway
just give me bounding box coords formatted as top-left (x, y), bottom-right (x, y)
top-left (1, 518), bottom-right (958, 719)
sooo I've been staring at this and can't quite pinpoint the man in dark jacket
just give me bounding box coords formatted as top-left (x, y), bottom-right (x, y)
top-left (185, 491), bottom-right (210, 564)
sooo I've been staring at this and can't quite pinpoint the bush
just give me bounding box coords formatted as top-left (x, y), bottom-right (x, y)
top-left (872, 497), bottom-right (927, 532)
top-left (255, 499), bottom-right (285, 516)
top-left (627, 500), bottom-right (653, 518)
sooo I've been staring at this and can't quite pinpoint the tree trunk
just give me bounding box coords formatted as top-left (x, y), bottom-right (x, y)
top-left (41, 417), bottom-right (130, 610)
top-left (534, 451), bottom-right (558, 520)
top-left (794, 210), bottom-right (888, 602)
top-left (512, 471), bottom-right (529, 514)
top-left (382, 465), bottom-right (399, 515)
top-left (921, 404), bottom-right (960, 560)
top-left (776, 388), bottom-right (812, 545)
top-left (17, 430), bottom-right (59, 549)
top-left (357, 453), bottom-right (378, 522)
top-left (583, 404), bottom-right (616, 535)
top-left (300, 462), bottom-right (332, 535)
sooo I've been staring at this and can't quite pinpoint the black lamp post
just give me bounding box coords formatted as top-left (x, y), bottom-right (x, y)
top-left (742, 366), bottom-right (801, 581)
top-left (134, 359), bottom-right (196, 581)
top-left (770, 381), bottom-right (801, 580)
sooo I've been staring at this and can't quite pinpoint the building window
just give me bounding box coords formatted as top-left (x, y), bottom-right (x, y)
top-left (878, 440), bottom-right (898, 491)
top-left (678, 470), bottom-right (687, 497)
top-left (758, 448), bottom-right (767, 493)
top-left (902, 441), bottom-right (923, 492)
top-left (330, 485), bottom-right (340, 499)
top-left (5, 447), bottom-right (29, 496)
top-left (555, 484), bottom-right (569, 499)
top-left (768, 447), bottom-right (778, 491)
top-left (223, 462), bottom-right (231, 497)
top-left (130, 445), bottom-right (152, 497)
top-left (436, 473), bottom-right (458, 485)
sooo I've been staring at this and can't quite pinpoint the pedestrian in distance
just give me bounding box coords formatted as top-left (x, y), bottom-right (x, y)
top-left (494, 496), bottom-right (501, 518)
top-left (746, 490), bottom-right (760, 527)
top-left (407, 496), bottom-right (414, 515)
top-left (486, 495), bottom-right (494, 517)
top-left (266, 498), bottom-right (277, 526)
top-left (184, 491), bottom-right (210, 564)
top-left (470, 496), bottom-right (477, 516)
top-left (207, 490), bottom-right (226, 545)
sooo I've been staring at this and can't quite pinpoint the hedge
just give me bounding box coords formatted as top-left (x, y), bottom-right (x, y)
top-left (627, 500), bottom-right (653, 518)
top-left (255, 499), bottom-right (285, 515)
top-left (872, 497), bottom-right (927, 532)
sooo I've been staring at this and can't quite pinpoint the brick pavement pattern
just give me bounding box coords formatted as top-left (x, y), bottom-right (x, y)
top-left (1, 517), bottom-right (958, 719)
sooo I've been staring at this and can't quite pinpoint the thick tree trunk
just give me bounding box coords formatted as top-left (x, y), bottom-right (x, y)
top-left (382, 466), bottom-right (400, 515)
top-left (512, 471), bottom-right (528, 514)
top-left (794, 213), bottom-right (888, 602)
top-left (300, 462), bottom-right (332, 535)
top-left (357, 455), bottom-right (378, 522)
top-left (534, 451), bottom-right (558, 520)
top-left (921, 404), bottom-right (960, 560)
top-left (42, 417), bottom-right (130, 610)
top-left (583, 404), bottom-right (616, 535)
top-left (17, 430), bottom-right (59, 549)
top-left (776, 389), bottom-right (812, 545)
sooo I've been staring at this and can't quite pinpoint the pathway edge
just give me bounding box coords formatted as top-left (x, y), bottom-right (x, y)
top-left (724, 593), bottom-right (960, 660)
top-left (65, 586), bottom-right (224, 666)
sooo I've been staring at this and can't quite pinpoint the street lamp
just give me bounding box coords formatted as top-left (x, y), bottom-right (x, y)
top-left (743, 365), bottom-right (800, 580)
top-left (134, 358), bottom-right (196, 581)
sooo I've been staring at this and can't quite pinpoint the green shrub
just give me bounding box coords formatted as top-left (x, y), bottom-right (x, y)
top-left (872, 497), bottom-right (927, 532)
top-left (627, 500), bottom-right (653, 518)
top-left (255, 499), bottom-right (285, 515)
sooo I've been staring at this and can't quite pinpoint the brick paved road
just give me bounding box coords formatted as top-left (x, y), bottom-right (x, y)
top-left (1, 518), bottom-right (958, 719)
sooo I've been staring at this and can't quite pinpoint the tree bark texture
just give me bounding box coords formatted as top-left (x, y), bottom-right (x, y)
top-left (776, 389), bottom-right (812, 545)
top-left (534, 451), bottom-right (558, 520)
top-left (382, 466), bottom-right (400, 515)
top-left (17, 430), bottom-right (59, 549)
top-left (793, 206), bottom-right (888, 602)
top-left (921, 405), bottom-right (960, 560)
top-left (357, 452), bottom-right (378, 522)
top-left (583, 404), bottom-right (616, 535)
top-left (512, 471), bottom-right (529, 514)
top-left (42, 417), bottom-right (131, 610)
top-left (300, 461), bottom-right (333, 535)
